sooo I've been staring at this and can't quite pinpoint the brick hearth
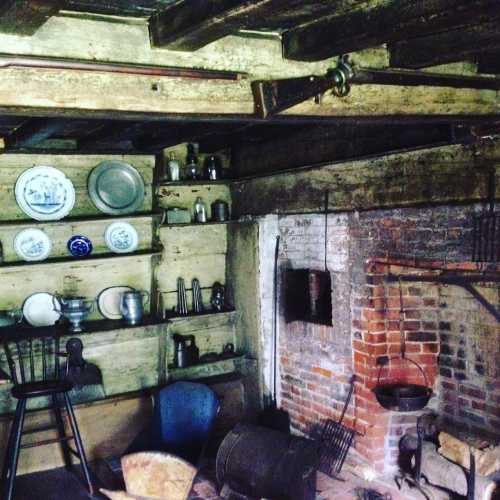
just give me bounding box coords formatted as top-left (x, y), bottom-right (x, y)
top-left (275, 205), bottom-right (499, 474)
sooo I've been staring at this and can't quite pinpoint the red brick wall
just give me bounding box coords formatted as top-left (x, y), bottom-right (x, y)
top-left (276, 205), bottom-right (499, 474)
top-left (352, 261), bottom-right (440, 470)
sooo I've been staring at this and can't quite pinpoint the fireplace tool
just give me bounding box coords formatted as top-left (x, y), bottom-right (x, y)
top-left (258, 235), bottom-right (290, 433)
top-left (472, 169), bottom-right (499, 263)
top-left (318, 374), bottom-right (356, 478)
top-left (372, 280), bottom-right (432, 412)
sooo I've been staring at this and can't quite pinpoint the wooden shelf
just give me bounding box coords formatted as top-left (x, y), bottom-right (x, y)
top-left (0, 315), bottom-right (168, 341)
top-left (165, 309), bottom-right (237, 323)
top-left (157, 179), bottom-right (231, 187)
top-left (160, 220), bottom-right (232, 228)
top-left (0, 249), bottom-right (161, 270)
top-left (168, 355), bottom-right (246, 382)
top-left (0, 213), bottom-right (158, 229)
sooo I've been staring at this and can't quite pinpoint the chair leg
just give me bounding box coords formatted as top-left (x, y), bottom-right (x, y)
top-left (1, 399), bottom-right (26, 500)
top-left (1, 405), bottom-right (19, 487)
top-left (62, 392), bottom-right (94, 496)
top-left (52, 393), bottom-right (73, 470)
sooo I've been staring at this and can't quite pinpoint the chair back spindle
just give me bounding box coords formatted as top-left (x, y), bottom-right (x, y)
top-left (2, 335), bottom-right (65, 386)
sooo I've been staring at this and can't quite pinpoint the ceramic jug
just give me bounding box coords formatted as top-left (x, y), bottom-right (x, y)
top-left (120, 290), bottom-right (150, 325)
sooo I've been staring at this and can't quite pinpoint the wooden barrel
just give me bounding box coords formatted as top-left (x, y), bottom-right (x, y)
top-left (216, 423), bottom-right (317, 500)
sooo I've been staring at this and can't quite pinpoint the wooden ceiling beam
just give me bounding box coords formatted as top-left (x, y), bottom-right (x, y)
top-left (133, 122), bottom-right (243, 152)
top-left (9, 118), bottom-right (69, 148)
top-left (389, 20), bottom-right (500, 69)
top-left (282, 0), bottom-right (499, 62)
top-left (149, 0), bottom-right (302, 51)
top-left (0, 0), bottom-right (65, 36)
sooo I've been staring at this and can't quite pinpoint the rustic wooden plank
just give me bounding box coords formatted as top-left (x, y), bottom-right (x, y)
top-left (232, 124), bottom-right (451, 176)
top-left (0, 392), bottom-right (153, 475)
top-left (0, 0), bottom-right (65, 36)
top-left (226, 222), bottom-right (260, 359)
top-left (0, 67), bottom-right (253, 116)
top-left (0, 153), bottom-right (154, 221)
top-left (0, 253), bottom-right (154, 319)
top-left (231, 144), bottom-right (500, 216)
top-left (149, 0), bottom-right (274, 51)
top-left (282, 0), bottom-right (500, 62)
top-left (168, 356), bottom-right (244, 381)
top-left (159, 223), bottom-right (227, 258)
top-left (389, 20), bottom-right (500, 69)
top-left (0, 215), bottom-right (154, 263)
top-left (157, 184), bottom-right (231, 221)
top-left (156, 254), bottom-right (227, 293)
top-left (148, 0), bottom-right (342, 51)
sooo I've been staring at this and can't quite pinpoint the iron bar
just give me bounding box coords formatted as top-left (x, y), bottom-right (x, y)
top-left (0, 54), bottom-right (245, 81)
top-left (387, 273), bottom-right (500, 322)
top-left (352, 68), bottom-right (500, 91)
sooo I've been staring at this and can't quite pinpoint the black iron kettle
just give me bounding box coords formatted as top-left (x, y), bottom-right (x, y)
top-left (372, 280), bottom-right (432, 412)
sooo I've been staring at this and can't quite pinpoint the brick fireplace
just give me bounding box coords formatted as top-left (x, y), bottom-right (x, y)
top-left (273, 204), bottom-right (499, 474)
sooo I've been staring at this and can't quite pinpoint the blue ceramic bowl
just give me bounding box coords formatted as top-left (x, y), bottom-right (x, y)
top-left (67, 235), bottom-right (93, 257)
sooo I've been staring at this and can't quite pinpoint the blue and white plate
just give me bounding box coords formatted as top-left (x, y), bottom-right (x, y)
top-left (14, 228), bottom-right (52, 261)
top-left (67, 235), bottom-right (93, 257)
top-left (15, 166), bottom-right (75, 221)
top-left (104, 222), bottom-right (139, 254)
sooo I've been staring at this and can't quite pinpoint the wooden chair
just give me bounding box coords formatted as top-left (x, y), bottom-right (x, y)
top-left (0, 330), bottom-right (94, 500)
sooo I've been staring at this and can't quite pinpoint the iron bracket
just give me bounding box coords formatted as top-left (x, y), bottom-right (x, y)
top-left (386, 273), bottom-right (500, 322)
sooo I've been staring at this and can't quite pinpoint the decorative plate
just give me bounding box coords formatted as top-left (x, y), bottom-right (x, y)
top-left (15, 166), bottom-right (75, 221)
top-left (14, 228), bottom-right (52, 261)
top-left (97, 286), bottom-right (133, 320)
top-left (88, 161), bottom-right (145, 215)
top-left (22, 292), bottom-right (61, 327)
top-left (104, 222), bottom-right (139, 254)
top-left (67, 235), bottom-right (93, 257)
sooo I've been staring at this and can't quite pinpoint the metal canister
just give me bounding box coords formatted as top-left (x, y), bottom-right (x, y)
top-left (211, 200), bottom-right (229, 222)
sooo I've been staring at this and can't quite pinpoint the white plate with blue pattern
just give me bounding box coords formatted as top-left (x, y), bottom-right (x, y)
top-left (14, 228), bottom-right (52, 261)
top-left (104, 221), bottom-right (139, 254)
top-left (15, 166), bottom-right (75, 221)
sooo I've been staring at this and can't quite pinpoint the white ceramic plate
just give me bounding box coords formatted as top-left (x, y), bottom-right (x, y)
top-left (22, 292), bottom-right (61, 327)
top-left (97, 286), bottom-right (133, 320)
top-left (104, 222), bottom-right (139, 254)
top-left (15, 166), bottom-right (75, 221)
top-left (14, 228), bottom-right (52, 261)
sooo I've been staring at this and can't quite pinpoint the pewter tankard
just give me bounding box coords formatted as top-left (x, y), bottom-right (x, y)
top-left (120, 290), bottom-right (149, 325)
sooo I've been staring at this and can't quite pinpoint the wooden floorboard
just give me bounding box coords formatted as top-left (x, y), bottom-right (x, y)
top-left (14, 460), bottom-right (117, 500)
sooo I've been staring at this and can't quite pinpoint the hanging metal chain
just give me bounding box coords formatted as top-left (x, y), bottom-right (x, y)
top-left (398, 277), bottom-right (406, 359)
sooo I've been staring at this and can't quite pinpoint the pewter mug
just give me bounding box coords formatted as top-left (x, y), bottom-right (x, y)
top-left (120, 290), bottom-right (150, 325)
top-left (0, 309), bottom-right (22, 327)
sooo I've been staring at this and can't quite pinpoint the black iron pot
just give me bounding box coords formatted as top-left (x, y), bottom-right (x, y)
top-left (373, 383), bottom-right (432, 412)
top-left (372, 356), bottom-right (432, 412)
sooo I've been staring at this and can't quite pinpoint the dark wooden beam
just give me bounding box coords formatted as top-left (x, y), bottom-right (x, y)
top-left (9, 118), bottom-right (69, 148)
top-left (477, 51), bottom-right (500, 74)
top-left (231, 123), bottom-right (452, 177)
top-left (149, 0), bottom-right (336, 51)
top-left (0, 0), bottom-right (65, 36)
top-left (390, 20), bottom-right (500, 68)
top-left (282, 0), bottom-right (499, 62)
top-left (133, 122), bottom-right (245, 152)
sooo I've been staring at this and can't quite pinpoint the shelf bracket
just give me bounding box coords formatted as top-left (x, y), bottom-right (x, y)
top-left (387, 273), bottom-right (500, 322)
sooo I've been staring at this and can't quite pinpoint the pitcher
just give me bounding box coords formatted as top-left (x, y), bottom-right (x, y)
top-left (120, 290), bottom-right (149, 325)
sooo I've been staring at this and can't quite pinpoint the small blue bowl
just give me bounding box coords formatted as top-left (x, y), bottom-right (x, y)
top-left (67, 235), bottom-right (93, 257)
